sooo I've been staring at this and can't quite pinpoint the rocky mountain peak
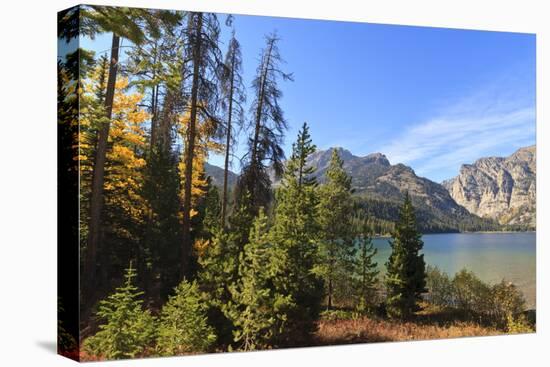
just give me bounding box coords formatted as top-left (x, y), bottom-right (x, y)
top-left (363, 152), bottom-right (390, 166)
top-left (443, 145), bottom-right (536, 228)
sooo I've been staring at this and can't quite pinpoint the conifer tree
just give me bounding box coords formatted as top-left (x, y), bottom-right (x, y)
top-left (236, 33), bottom-right (293, 215)
top-left (385, 192), bottom-right (427, 319)
top-left (180, 12), bottom-right (224, 279)
top-left (80, 6), bottom-right (170, 295)
top-left (156, 280), bottom-right (216, 355)
top-left (353, 223), bottom-right (379, 313)
top-left (141, 147), bottom-right (182, 298)
top-left (220, 32), bottom-right (246, 228)
top-left (197, 227), bottom-right (240, 347)
top-left (271, 122), bottom-right (323, 343)
top-left (197, 192), bottom-right (258, 347)
top-left (83, 264), bottom-right (156, 360)
top-left (227, 208), bottom-right (293, 351)
top-left (315, 149), bottom-right (356, 310)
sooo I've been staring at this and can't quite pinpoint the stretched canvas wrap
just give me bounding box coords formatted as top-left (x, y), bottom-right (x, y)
top-left (57, 4), bottom-right (537, 362)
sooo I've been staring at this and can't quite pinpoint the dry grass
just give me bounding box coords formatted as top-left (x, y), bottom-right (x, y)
top-left (314, 304), bottom-right (504, 345)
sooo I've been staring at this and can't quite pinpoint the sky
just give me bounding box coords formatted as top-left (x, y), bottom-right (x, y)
top-left (78, 11), bottom-right (536, 183)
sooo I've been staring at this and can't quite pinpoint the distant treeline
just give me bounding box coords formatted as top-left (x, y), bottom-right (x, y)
top-left (352, 196), bottom-right (532, 234)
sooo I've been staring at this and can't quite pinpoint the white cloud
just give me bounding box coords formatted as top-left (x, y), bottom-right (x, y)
top-left (382, 80), bottom-right (535, 182)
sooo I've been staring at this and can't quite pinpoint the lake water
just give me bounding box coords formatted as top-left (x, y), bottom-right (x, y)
top-left (372, 232), bottom-right (536, 308)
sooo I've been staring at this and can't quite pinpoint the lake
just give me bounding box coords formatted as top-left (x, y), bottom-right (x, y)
top-left (372, 232), bottom-right (536, 308)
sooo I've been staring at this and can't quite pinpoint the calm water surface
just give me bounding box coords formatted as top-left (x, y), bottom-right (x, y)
top-left (372, 232), bottom-right (536, 308)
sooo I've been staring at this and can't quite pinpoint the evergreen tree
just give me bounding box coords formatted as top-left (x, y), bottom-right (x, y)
top-left (83, 264), bottom-right (156, 360)
top-left (197, 228), bottom-right (240, 347)
top-left (141, 147), bottom-right (182, 299)
top-left (156, 280), bottom-right (216, 355)
top-left (198, 193), bottom-right (255, 348)
top-left (271, 122), bottom-right (323, 344)
top-left (198, 178), bottom-right (223, 239)
top-left (80, 6), bottom-right (173, 296)
top-left (220, 32), bottom-right (246, 228)
top-left (385, 192), bottom-right (427, 319)
top-left (315, 149), bottom-right (356, 310)
top-left (227, 208), bottom-right (293, 351)
top-left (236, 33), bottom-right (293, 215)
top-left (180, 12), bottom-right (224, 279)
top-left (353, 223), bottom-right (379, 313)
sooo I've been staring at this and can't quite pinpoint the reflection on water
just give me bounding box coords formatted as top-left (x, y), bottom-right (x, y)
top-left (372, 232), bottom-right (536, 308)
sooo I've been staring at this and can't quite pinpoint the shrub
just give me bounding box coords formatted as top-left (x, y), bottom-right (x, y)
top-left (490, 281), bottom-right (527, 328)
top-left (451, 269), bottom-right (492, 315)
top-left (506, 313), bottom-right (534, 334)
top-left (425, 265), bottom-right (453, 307)
top-left (425, 267), bottom-right (530, 331)
top-left (83, 265), bottom-right (156, 360)
top-left (156, 280), bottom-right (216, 356)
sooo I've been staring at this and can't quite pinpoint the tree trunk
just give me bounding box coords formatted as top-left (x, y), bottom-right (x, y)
top-left (181, 12), bottom-right (203, 279)
top-left (221, 50), bottom-right (235, 229)
top-left (84, 33), bottom-right (120, 297)
top-left (327, 278), bottom-right (333, 310)
top-left (250, 40), bottom-right (274, 166)
top-left (149, 42), bottom-right (159, 150)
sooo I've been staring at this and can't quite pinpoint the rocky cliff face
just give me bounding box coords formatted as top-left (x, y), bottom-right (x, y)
top-left (442, 146), bottom-right (536, 227)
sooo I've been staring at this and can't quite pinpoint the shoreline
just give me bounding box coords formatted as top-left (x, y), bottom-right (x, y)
top-left (373, 230), bottom-right (536, 239)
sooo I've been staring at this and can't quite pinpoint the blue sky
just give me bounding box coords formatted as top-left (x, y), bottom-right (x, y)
top-left (78, 11), bottom-right (536, 183)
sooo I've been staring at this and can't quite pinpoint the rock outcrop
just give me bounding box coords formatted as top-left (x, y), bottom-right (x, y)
top-left (442, 146), bottom-right (536, 227)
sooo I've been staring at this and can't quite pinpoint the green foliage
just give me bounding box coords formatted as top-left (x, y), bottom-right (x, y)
top-left (197, 228), bottom-right (241, 347)
top-left (319, 309), bottom-right (359, 321)
top-left (425, 267), bottom-right (531, 330)
top-left (490, 280), bottom-right (528, 328)
top-left (352, 195), bottom-right (501, 234)
top-left (451, 269), bottom-right (492, 315)
top-left (236, 33), bottom-right (293, 213)
top-left (271, 123), bottom-right (324, 343)
top-left (425, 265), bottom-right (454, 307)
top-left (385, 193), bottom-right (427, 319)
top-left (196, 178), bottom-right (223, 239)
top-left (352, 227), bottom-right (380, 313)
top-left (227, 209), bottom-right (294, 351)
top-left (315, 149), bottom-right (356, 310)
top-left (506, 313), bottom-right (534, 333)
top-left (156, 280), bottom-right (216, 355)
top-left (83, 265), bottom-right (156, 360)
top-left (57, 299), bottom-right (78, 355)
top-left (141, 147), bottom-right (182, 298)
top-left (227, 191), bottom-right (255, 248)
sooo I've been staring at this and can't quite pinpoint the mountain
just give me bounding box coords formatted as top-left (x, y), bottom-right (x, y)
top-left (204, 162), bottom-right (238, 190)
top-left (442, 146), bottom-right (536, 228)
top-left (276, 147), bottom-right (496, 233)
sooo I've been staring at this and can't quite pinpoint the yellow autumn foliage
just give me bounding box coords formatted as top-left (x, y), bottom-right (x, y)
top-left (77, 65), bottom-right (150, 227)
top-left (178, 105), bottom-right (223, 219)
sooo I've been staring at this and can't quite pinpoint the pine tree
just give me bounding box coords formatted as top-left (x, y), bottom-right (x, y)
top-left (353, 223), bottom-right (379, 313)
top-left (315, 149), bottom-right (356, 310)
top-left (271, 122), bottom-right (323, 344)
top-left (220, 32), bottom-right (246, 228)
top-left (197, 227), bottom-right (240, 347)
top-left (180, 12), bottom-right (224, 279)
top-left (236, 33), bottom-right (293, 215)
top-left (83, 264), bottom-right (156, 360)
top-left (385, 192), bottom-right (427, 319)
top-left (141, 146), bottom-right (182, 298)
top-left (156, 280), bottom-right (216, 356)
top-left (227, 208), bottom-right (293, 351)
top-left (80, 6), bottom-right (170, 296)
